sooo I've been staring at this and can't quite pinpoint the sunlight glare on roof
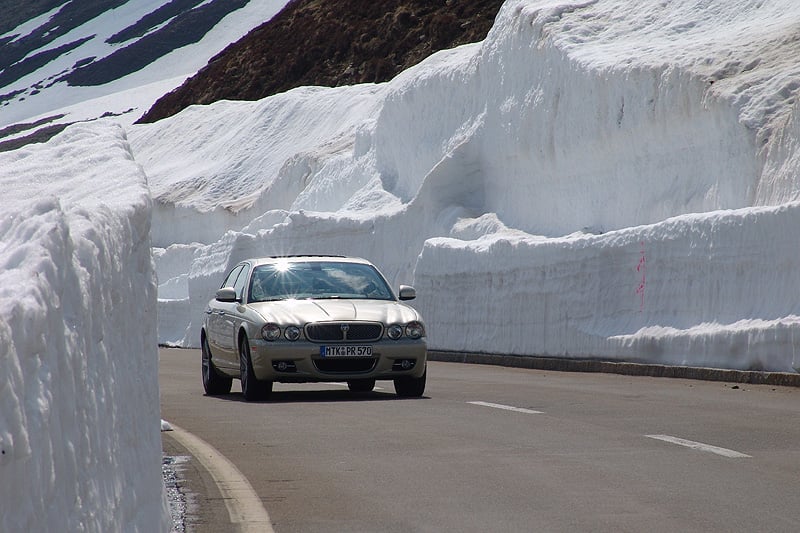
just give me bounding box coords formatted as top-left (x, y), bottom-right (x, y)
top-left (274, 258), bottom-right (293, 272)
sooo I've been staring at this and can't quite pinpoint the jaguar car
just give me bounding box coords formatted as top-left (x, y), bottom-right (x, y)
top-left (201, 256), bottom-right (427, 401)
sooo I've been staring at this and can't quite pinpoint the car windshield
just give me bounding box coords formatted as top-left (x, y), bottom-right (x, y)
top-left (248, 261), bottom-right (395, 303)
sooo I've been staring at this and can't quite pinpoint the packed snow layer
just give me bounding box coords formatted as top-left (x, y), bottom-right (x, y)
top-left (0, 122), bottom-right (168, 531)
top-left (130, 0), bottom-right (800, 371)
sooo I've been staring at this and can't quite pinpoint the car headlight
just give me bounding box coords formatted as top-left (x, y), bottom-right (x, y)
top-left (285, 325), bottom-right (301, 341)
top-left (405, 321), bottom-right (425, 339)
top-left (387, 324), bottom-right (403, 340)
top-left (262, 323), bottom-right (281, 341)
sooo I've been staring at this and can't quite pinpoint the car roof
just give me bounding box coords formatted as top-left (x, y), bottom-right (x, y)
top-left (247, 255), bottom-right (373, 268)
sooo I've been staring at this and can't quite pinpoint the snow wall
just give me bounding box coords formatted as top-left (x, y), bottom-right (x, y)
top-left (130, 0), bottom-right (800, 372)
top-left (0, 123), bottom-right (169, 532)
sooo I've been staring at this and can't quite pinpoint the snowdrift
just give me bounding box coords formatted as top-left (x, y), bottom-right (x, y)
top-left (130, 0), bottom-right (800, 372)
top-left (0, 122), bottom-right (168, 531)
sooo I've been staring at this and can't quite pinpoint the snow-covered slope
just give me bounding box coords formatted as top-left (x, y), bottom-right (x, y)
top-left (0, 121), bottom-right (168, 531)
top-left (131, 0), bottom-right (800, 372)
top-left (0, 0), bottom-right (289, 131)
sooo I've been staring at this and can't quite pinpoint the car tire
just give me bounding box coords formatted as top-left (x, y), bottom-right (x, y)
top-left (347, 379), bottom-right (376, 393)
top-left (394, 368), bottom-right (426, 398)
top-left (239, 335), bottom-right (272, 401)
top-left (202, 335), bottom-right (232, 395)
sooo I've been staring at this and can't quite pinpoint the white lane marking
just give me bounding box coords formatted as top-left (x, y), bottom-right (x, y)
top-left (646, 434), bottom-right (751, 458)
top-left (166, 422), bottom-right (275, 532)
top-left (468, 401), bottom-right (543, 414)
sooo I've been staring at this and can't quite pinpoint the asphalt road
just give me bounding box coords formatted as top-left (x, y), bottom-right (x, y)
top-left (160, 348), bottom-right (800, 532)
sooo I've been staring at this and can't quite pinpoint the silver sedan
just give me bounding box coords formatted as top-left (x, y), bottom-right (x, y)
top-left (201, 256), bottom-right (427, 401)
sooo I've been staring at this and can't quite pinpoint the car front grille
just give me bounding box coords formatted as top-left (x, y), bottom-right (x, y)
top-left (305, 322), bottom-right (383, 342)
top-left (314, 357), bottom-right (378, 374)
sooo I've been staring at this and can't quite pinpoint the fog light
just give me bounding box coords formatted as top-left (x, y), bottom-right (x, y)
top-left (392, 359), bottom-right (416, 371)
top-left (272, 360), bottom-right (297, 372)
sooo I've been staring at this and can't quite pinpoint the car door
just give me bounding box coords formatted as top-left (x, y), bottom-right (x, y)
top-left (216, 263), bottom-right (251, 365)
top-left (207, 264), bottom-right (244, 366)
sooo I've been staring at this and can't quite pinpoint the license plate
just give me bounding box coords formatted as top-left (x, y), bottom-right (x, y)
top-left (320, 345), bottom-right (373, 357)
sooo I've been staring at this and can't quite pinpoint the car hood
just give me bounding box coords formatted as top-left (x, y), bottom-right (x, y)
top-left (248, 299), bottom-right (422, 325)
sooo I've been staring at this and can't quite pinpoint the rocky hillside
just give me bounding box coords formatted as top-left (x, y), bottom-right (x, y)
top-left (139, 0), bottom-right (504, 123)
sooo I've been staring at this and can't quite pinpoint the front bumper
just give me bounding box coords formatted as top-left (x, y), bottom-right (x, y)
top-left (249, 337), bottom-right (427, 382)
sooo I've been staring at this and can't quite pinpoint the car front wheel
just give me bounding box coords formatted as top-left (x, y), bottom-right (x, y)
top-left (202, 335), bottom-right (232, 395)
top-left (394, 369), bottom-right (426, 398)
top-left (239, 336), bottom-right (272, 401)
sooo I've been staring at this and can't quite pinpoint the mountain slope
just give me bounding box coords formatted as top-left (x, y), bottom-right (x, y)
top-left (0, 0), bottom-right (290, 140)
top-left (0, 0), bottom-right (503, 148)
top-left (139, 0), bottom-right (504, 122)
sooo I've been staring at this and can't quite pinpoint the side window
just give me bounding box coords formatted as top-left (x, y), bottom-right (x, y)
top-left (221, 265), bottom-right (244, 289)
top-left (233, 264), bottom-right (250, 301)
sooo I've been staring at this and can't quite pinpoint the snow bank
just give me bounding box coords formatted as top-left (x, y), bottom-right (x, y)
top-left (415, 204), bottom-right (800, 371)
top-left (131, 85), bottom-right (388, 246)
top-left (131, 0), bottom-right (800, 372)
top-left (0, 122), bottom-right (168, 531)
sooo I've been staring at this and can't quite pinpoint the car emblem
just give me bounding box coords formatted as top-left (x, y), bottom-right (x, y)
top-left (340, 324), bottom-right (349, 339)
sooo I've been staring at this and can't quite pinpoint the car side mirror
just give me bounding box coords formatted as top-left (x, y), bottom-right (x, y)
top-left (216, 287), bottom-right (238, 302)
top-left (398, 285), bottom-right (416, 301)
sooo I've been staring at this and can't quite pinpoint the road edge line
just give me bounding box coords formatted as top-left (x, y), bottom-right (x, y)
top-left (166, 422), bottom-right (274, 532)
top-left (429, 350), bottom-right (800, 387)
